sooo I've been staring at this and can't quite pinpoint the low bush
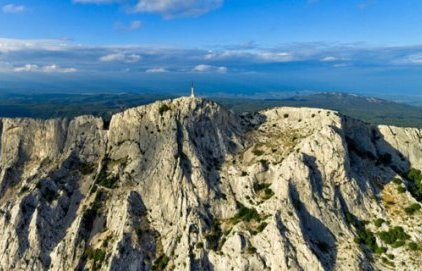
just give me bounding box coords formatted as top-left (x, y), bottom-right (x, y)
top-left (256, 222), bottom-right (268, 233)
top-left (408, 242), bottom-right (418, 251)
top-left (205, 220), bottom-right (222, 251)
top-left (152, 254), bottom-right (169, 271)
top-left (252, 148), bottom-right (264, 156)
top-left (392, 178), bottom-right (402, 185)
top-left (374, 218), bottom-right (385, 228)
top-left (397, 186), bottom-right (406, 193)
top-left (231, 204), bottom-right (260, 224)
top-left (158, 104), bottom-right (171, 116)
top-left (407, 168), bottom-right (422, 200)
top-left (378, 226), bottom-right (410, 245)
top-left (404, 203), bottom-right (421, 215)
top-left (80, 162), bottom-right (95, 175)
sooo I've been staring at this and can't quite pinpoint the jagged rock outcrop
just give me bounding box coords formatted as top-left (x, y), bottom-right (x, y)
top-left (0, 97), bottom-right (421, 271)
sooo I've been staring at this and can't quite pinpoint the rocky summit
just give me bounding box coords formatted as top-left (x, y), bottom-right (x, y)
top-left (0, 97), bottom-right (421, 271)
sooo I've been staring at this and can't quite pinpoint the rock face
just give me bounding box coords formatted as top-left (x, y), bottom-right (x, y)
top-left (0, 97), bottom-right (421, 271)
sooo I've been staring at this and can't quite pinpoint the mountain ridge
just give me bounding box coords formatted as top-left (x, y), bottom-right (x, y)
top-left (0, 97), bottom-right (421, 271)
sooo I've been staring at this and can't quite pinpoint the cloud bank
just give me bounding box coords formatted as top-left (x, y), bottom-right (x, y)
top-left (73, 0), bottom-right (223, 18)
top-left (134, 0), bottom-right (224, 18)
top-left (13, 64), bottom-right (77, 73)
top-left (2, 38), bottom-right (422, 76)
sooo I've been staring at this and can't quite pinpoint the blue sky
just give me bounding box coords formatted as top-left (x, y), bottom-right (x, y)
top-left (1, 0), bottom-right (422, 98)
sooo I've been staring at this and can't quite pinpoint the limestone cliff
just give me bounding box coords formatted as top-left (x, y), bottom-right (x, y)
top-left (0, 97), bottom-right (421, 271)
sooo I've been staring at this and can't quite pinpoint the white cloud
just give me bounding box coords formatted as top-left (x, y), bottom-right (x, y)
top-left (320, 56), bottom-right (338, 62)
top-left (333, 63), bottom-right (349, 68)
top-left (13, 64), bottom-right (39, 72)
top-left (134, 0), bottom-right (224, 18)
top-left (0, 38), bottom-right (70, 52)
top-left (73, 0), bottom-right (223, 18)
top-left (13, 64), bottom-right (77, 73)
top-left (146, 67), bottom-right (167, 73)
top-left (128, 20), bottom-right (142, 30)
top-left (2, 4), bottom-right (25, 14)
top-left (257, 52), bottom-right (292, 62)
top-left (401, 54), bottom-right (422, 65)
top-left (193, 64), bottom-right (227, 73)
top-left (73, 0), bottom-right (120, 4)
top-left (99, 53), bottom-right (141, 63)
top-left (114, 20), bottom-right (142, 32)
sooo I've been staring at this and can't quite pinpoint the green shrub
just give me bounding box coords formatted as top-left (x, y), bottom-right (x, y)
top-left (263, 188), bottom-right (275, 199)
top-left (381, 257), bottom-right (395, 267)
top-left (256, 222), bottom-right (268, 233)
top-left (158, 104), bottom-right (171, 116)
top-left (408, 168), bottom-right (422, 183)
top-left (246, 246), bottom-right (257, 254)
top-left (407, 168), bottom-right (422, 200)
top-left (392, 178), bottom-right (402, 185)
top-left (252, 148), bottom-right (264, 156)
top-left (231, 204), bottom-right (260, 224)
top-left (80, 162), bottom-right (95, 175)
top-left (374, 246), bottom-right (387, 255)
top-left (378, 226), bottom-right (410, 245)
top-left (96, 169), bottom-right (118, 189)
top-left (205, 220), bottom-right (222, 251)
top-left (391, 240), bottom-right (405, 248)
top-left (408, 242), bottom-right (418, 251)
top-left (346, 211), bottom-right (383, 252)
top-left (404, 203), bottom-right (421, 215)
top-left (93, 249), bottom-right (106, 262)
top-left (397, 186), bottom-right (406, 193)
top-left (253, 182), bottom-right (271, 192)
top-left (84, 247), bottom-right (106, 270)
top-left (19, 185), bottom-right (30, 195)
top-left (374, 218), bottom-right (385, 228)
top-left (152, 254), bottom-right (169, 271)
top-left (356, 227), bottom-right (377, 251)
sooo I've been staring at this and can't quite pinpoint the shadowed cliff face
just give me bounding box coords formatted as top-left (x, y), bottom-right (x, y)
top-left (0, 97), bottom-right (421, 271)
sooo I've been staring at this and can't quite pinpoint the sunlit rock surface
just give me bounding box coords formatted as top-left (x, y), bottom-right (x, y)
top-left (0, 97), bottom-right (421, 271)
